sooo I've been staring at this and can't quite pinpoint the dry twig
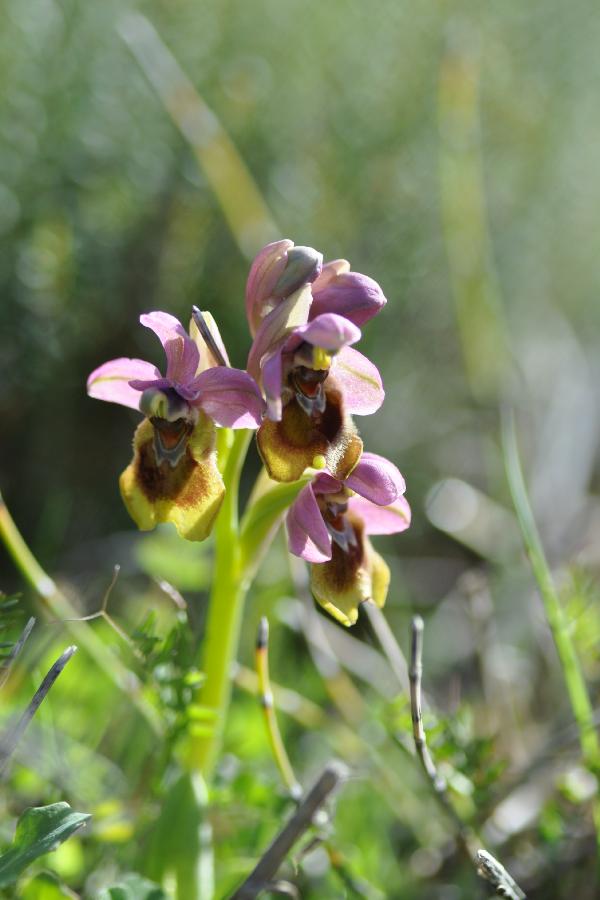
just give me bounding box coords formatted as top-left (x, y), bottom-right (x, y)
top-left (409, 616), bottom-right (526, 897)
top-left (0, 645), bottom-right (78, 776)
top-left (476, 849), bottom-right (526, 899)
top-left (230, 762), bottom-right (348, 899)
top-left (0, 616), bottom-right (35, 690)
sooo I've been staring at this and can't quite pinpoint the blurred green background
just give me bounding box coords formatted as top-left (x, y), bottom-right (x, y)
top-left (1, 0), bottom-right (599, 896)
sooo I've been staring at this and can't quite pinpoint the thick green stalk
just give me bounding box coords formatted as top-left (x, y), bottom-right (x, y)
top-left (502, 412), bottom-right (600, 851)
top-left (187, 429), bottom-right (252, 777)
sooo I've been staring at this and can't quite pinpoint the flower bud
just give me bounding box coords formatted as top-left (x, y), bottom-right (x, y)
top-left (245, 240), bottom-right (294, 335)
top-left (311, 262), bottom-right (386, 326)
top-left (272, 246), bottom-right (323, 300)
top-left (246, 240), bottom-right (323, 335)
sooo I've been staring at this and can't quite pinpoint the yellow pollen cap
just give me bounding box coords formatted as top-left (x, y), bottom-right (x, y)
top-left (312, 347), bottom-right (332, 370)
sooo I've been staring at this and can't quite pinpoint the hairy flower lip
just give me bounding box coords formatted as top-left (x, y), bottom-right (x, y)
top-left (257, 382), bottom-right (363, 485)
top-left (310, 517), bottom-right (391, 627)
top-left (119, 413), bottom-right (225, 542)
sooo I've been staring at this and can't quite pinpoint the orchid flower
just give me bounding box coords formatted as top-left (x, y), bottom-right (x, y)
top-left (87, 309), bottom-right (265, 541)
top-left (246, 260), bottom-right (385, 422)
top-left (244, 242), bottom-right (387, 485)
top-left (285, 452), bottom-right (411, 626)
top-left (248, 292), bottom-right (363, 481)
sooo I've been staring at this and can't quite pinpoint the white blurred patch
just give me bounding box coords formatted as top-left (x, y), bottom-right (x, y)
top-left (426, 478), bottom-right (518, 561)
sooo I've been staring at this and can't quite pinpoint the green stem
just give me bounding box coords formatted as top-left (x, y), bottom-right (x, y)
top-left (502, 411), bottom-right (600, 850)
top-left (187, 429), bottom-right (252, 777)
top-left (0, 490), bottom-right (163, 735)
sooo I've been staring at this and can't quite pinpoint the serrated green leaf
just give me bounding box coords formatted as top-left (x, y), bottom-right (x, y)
top-left (0, 803), bottom-right (90, 888)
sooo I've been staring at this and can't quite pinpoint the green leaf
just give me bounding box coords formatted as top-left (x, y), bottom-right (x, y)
top-left (0, 803), bottom-right (90, 888)
top-left (21, 871), bottom-right (78, 899)
top-left (136, 529), bottom-right (211, 591)
top-left (143, 773), bottom-right (213, 900)
top-left (239, 473), bottom-right (312, 575)
top-left (96, 872), bottom-right (166, 900)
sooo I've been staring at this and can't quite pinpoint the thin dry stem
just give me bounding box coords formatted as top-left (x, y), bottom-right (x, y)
top-left (255, 617), bottom-right (302, 800)
top-left (0, 645), bottom-right (78, 776)
top-left (230, 762), bottom-right (348, 900)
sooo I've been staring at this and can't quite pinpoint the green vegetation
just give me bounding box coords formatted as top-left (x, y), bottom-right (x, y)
top-left (1, 1), bottom-right (599, 896)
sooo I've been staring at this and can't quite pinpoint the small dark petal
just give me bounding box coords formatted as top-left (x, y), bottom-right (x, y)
top-left (191, 307), bottom-right (228, 367)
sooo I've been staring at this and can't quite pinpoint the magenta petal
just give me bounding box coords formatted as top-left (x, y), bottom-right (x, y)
top-left (247, 284), bottom-right (313, 381)
top-left (87, 357), bottom-right (161, 410)
top-left (312, 471), bottom-right (344, 495)
top-left (286, 484), bottom-right (332, 562)
top-left (191, 367), bottom-right (265, 429)
top-left (332, 346), bottom-right (384, 415)
top-left (295, 313), bottom-right (361, 351)
top-left (310, 271), bottom-right (386, 326)
top-left (262, 349), bottom-right (284, 421)
top-left (245, 239), bottom-right (294, 335)
top-left (140, 311), bottom-right (199, 385)
top-left (345, 452), bottom-right (406, 506)
top-left (128, 377), bottom-right (172, 392)
top-left (348, 495), bottom-right (411, 535)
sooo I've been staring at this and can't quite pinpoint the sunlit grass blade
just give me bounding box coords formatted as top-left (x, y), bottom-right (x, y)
top-left (502, 409), bottom-right (600, 851)
top-left (438, 31), bottom-right (509, 398)
top-left (118, 12), bottom-right (279, 259)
